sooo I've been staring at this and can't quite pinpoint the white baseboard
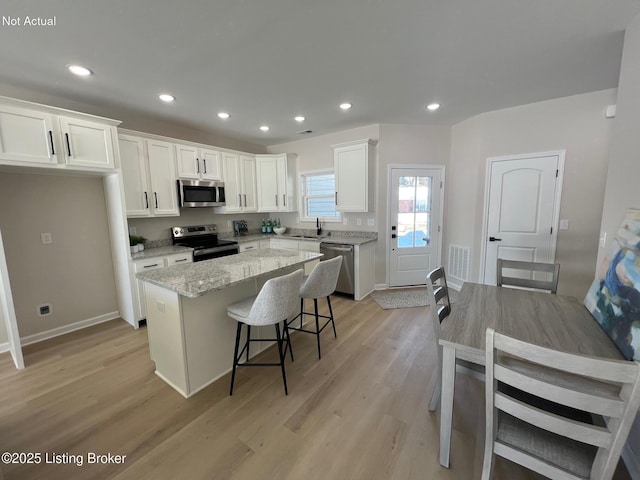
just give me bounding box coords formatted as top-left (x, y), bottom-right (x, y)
top-left (0, 341), bottom-right (9, 354)
top-left (447, 280), bottom-right (463, 292)
top-left (374, 283), bottom-right (388, 291)
top-left (20, 311), bottom-right (121, 347)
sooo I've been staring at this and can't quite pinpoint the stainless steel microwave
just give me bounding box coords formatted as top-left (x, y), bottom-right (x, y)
top-left (177, 179), bottom-right (226, 207)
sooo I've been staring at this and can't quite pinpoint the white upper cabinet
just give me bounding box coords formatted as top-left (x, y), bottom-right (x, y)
top-left (119, 134), bottom-right (179, 217)
top-left (216, 153), bottom-right (257, 213)
top-left (0, 98), bottom-right (119, 171)
top-left (59, 116), bottom-right (116, 169)
top-left (256, 153), bottom-right (298, 212)
top-left (0, 104), bottom-right (58, 164)
top-left (332, 139), bottom-right (377, 212)
top-left (175, 144), bottom-right (222, 181)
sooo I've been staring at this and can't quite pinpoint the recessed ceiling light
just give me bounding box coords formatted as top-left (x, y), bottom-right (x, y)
top-left (218, 112), bottom-right (230, 119)
top-left (426, 103), bottom-right (440, 111)
top-left (339, 103), bottom-right (352, 111)
top-left (158, 94), bottom-right (175, 103)
top-left (259, 125), bottom-right (270, 132)
top-left (294, 115), bottom-right (305, 122)
top-left (68, 65), bottom-right (92, 77)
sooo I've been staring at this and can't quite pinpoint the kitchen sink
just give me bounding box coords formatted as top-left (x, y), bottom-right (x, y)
top-left (289, 234), bottom-right (326, 239)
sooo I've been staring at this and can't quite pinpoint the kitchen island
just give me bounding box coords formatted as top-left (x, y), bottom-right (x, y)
top-left (137, 248), bottom-right (322, 397)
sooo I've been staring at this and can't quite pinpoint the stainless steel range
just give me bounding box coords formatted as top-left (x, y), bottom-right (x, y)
top-left (171, 224), bottom-right (239, 262)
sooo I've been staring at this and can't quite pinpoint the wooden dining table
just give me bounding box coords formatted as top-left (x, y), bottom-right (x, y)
top-left (438, 282), bottom-right (623, 468)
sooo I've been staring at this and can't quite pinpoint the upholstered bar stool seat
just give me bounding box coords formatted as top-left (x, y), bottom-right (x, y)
top-left (288, 256), bottom-right (343, 359)
top-left (227, 269), bottom-right (304, 395)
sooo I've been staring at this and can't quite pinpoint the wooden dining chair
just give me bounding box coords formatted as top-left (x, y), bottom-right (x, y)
top-left (482, 328), bottom-right (640, 480)
top-left (426, 267), bottom-right (483, 411)
top-left (496, 258), bottom-right (560, 294)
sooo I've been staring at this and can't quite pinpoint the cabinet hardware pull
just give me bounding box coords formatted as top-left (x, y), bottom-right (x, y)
top-left (275, 194), bottom-right (278, 206)
top-left (65, 133), bottom-right (72, 156)
top-left (48, 131), bottom-right (55, 155)
top-left (203, 159), bottom-right (207, 174)
top-left (283, 194), bottom-right (286, 207)
top-left (238, 194), bottom-right (242, 206)
top-left (335, 192), bottom-right (338, 205)
top-left (175, 258), bottom-right (188, 262)
top-left (196, 159), bottom-right (200, 174)
top-left (243, 194), bottom-right (247, 206)
top-left (144, 263), bottom-right (160, 268)
top-left (144, 192), bottom-right (149, 209)
top-left (154, 192), bottom-right (158, 209)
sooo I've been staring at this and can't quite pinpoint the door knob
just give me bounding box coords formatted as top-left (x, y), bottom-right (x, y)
top-left (489, 236), bottom-right (502, 242)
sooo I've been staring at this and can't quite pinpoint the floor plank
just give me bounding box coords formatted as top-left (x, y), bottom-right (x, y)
top-left (0, 296), bottom-right (632, 479)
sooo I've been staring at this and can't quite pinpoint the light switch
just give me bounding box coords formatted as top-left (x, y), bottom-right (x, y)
top-left (356, 218), bottom-right (362, 226)
top-left (559, 219), bottom-right (569, 230)
top-left (599, 232), bottom-right (607, 248)
top-left (41, 232), bottom-right (53, 244)
top-left (128, 226), bottom-right (137, 235)
top-left (156, 302), bottom-right (165, 313)
top-left (367, 218), bottom-right (375, 226)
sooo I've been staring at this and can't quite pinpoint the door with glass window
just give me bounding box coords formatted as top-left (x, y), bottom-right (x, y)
top-left (389, 168), bottom-right (443, 286)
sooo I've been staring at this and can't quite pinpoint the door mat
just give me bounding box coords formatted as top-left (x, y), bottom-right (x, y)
top-left (369, 287), bottom-right (458, 310)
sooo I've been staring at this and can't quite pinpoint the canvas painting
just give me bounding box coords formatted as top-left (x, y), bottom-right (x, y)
top-left (584, 209), bottom-right (640, 361)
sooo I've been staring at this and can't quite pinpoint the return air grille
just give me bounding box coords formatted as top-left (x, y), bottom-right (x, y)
top-left (448, 245), bottom-right (470, 281)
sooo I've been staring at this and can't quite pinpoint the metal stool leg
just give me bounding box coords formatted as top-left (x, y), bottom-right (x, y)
top-left (230, 322), bottom-right (242, 395)
top-left (314, 298), bottom-right (321, 359)
top-left (327, 295), bottom-right (337, 338)
top-left (246, 325), bottom-right (251, 362)
top-left (275, 323), bottom-right (288, 395)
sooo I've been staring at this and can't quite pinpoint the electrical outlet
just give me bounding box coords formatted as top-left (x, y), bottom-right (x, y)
top-left (40, 232), bottom-right (53, 244)
top-left (343, 217), bottom-right (349, 225)
top-left (356, 218), bottom-right (362, 226)
top-left (599, 231), bottom-right (607, 248)
top-left (559, 219), bottom-right (569, 230)
top-left (367, 218), bottom-right (375, 226)
top-left (128, 226), bottom-right (137, 235)
top-left (227, 220), bottom-right (232, 227)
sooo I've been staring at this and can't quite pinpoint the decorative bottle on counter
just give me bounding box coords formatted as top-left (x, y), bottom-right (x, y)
top-left (266, 219), bottom-right (273, 233)
top-left (261, 219), bottom-right (267, 234)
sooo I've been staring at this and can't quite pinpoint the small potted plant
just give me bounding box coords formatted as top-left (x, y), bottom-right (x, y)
top-left (137, 236), bottom-right (147, 252)
top-left (129, 235), bottom-right (140, 253)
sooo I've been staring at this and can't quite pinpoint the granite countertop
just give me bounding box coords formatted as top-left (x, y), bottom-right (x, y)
top-left (136, 248), bottom-right (322, 298)
top-left (131, 245), bottom-right (193, 261)
top-left (232, 232), bottom-right (377, 246)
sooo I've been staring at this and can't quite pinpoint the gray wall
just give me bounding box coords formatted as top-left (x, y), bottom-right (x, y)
top-left (0, 173), bottom-right (118, 338)
top-left (446, 89), bottom-right (616, 298)
top-left (596, 13), bottom-right (640, 476)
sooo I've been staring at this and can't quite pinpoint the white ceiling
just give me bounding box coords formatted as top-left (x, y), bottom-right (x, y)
top-left (1, 0), bottom-right (638, 147)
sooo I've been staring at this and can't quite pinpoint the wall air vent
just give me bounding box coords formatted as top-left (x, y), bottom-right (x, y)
top-left (297, 129), bottom-right (313, 135)
top-left (448, 245), bottom-right (470, 282)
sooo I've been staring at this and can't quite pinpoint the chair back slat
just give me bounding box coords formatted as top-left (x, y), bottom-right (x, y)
top-left (495, 393), bottom-right (612, 448)
top-left (497, 258), bottom-right (560, 293)
top-left (494, 364), bottom-right (625, 418)
top-left (482, 328), bottom-right (640, 480)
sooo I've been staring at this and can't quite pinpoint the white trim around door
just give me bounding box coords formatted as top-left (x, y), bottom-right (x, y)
top-left (386, 164), bottom-right (445, 288)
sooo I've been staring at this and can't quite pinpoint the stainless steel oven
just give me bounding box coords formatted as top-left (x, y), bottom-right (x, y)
top-left (172, 224), bottom-right (239, 261)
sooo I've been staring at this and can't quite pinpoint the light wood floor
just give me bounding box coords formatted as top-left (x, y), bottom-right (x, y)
top-left (0, 295), bottom-right (632, 480)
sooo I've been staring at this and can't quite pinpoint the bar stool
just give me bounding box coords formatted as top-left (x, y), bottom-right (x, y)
top-left (227, 269), bottom-right (304, 395)
top-left (288, 256), bottom-right (343, 359)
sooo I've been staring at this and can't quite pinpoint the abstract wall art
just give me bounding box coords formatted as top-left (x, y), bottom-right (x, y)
top-left (584, 208), bottom-right (640, 361)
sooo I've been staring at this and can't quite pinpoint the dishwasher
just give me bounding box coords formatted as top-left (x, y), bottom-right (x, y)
top-left (320, 242), bottom-right (354, 296)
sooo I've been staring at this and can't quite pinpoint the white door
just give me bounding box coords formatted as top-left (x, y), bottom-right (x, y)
top-left (389, 168), bottom-right (443, 286)
top-left (482, 152), bottom-right (562, 285)
top-left (0, 229), bottom-right (24, 369)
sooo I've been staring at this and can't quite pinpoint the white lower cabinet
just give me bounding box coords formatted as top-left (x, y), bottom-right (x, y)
top-left (270, 238), bottom-right (320, 275)
top-left (239, 241), bottom-right (259, 252)
top-left (133, 253), bottom-right (193, 322)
